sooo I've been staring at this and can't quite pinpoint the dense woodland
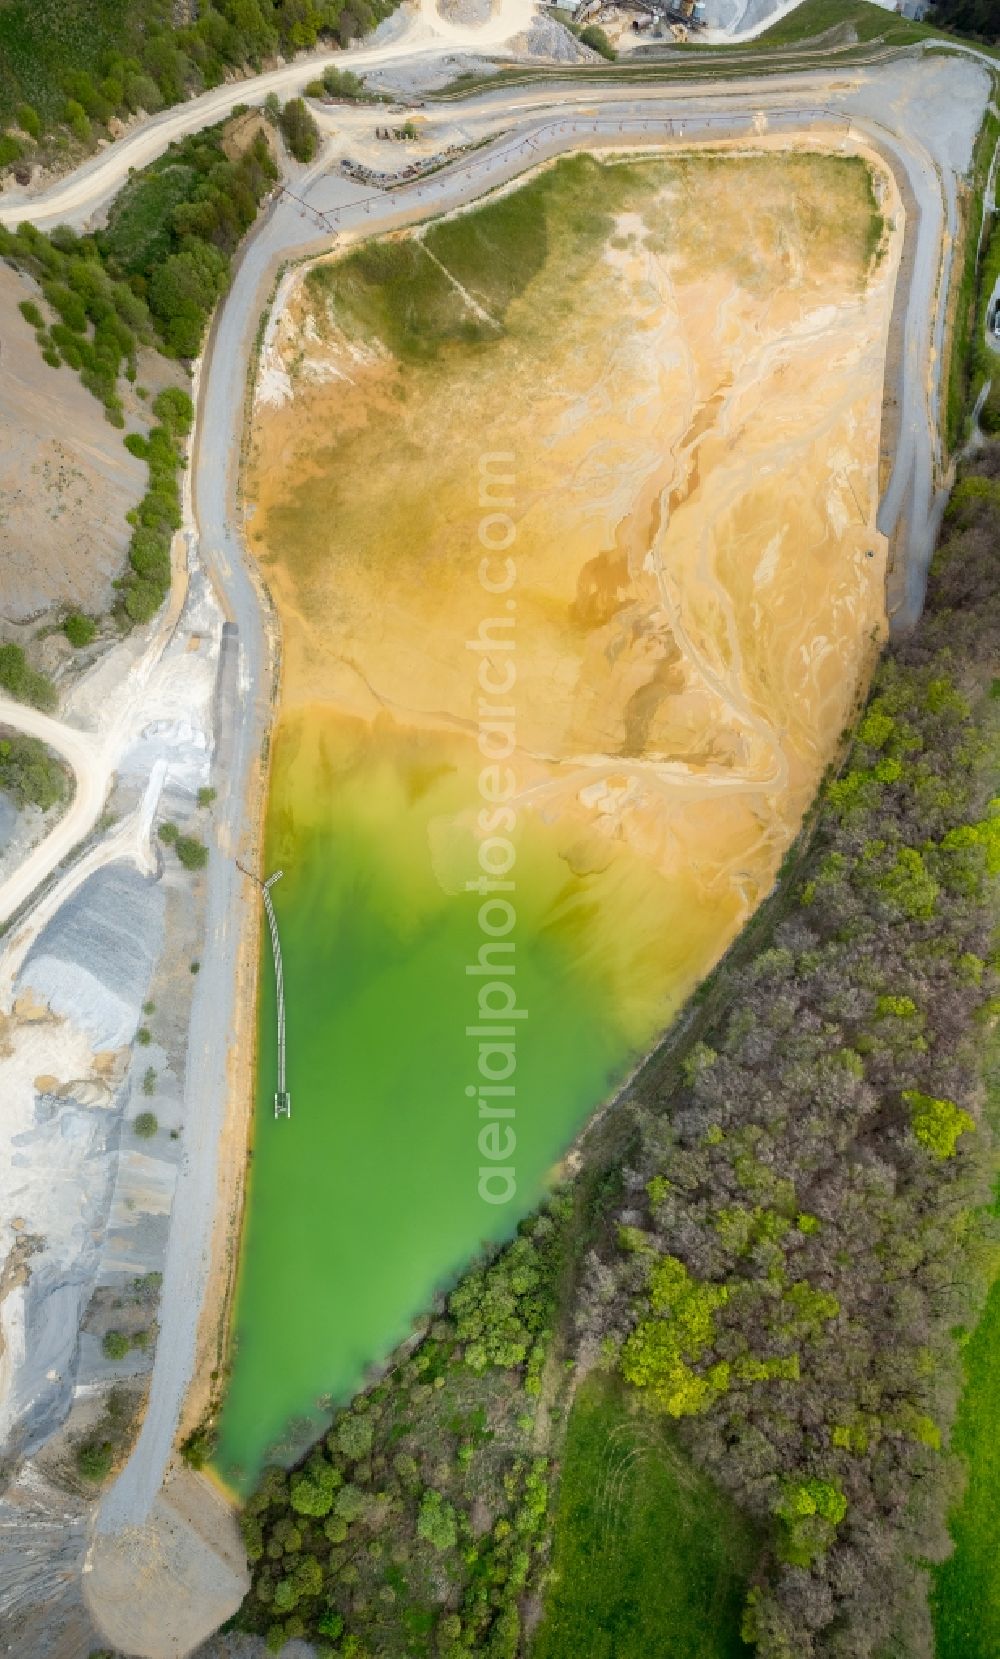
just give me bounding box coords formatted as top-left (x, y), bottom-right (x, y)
top-left (0, 0), bottom-right (396, 169)
top-left (240, 441), bottom-right (1000, 1657)
top-left (931, 0), bottom-right (1000, 39)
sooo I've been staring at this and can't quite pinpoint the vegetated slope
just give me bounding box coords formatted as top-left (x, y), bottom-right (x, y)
top-left (0, 119), bottom-right (274, 623)
top-left (743, 0), bottom-right (932, 46)
top-left (231, 1211), bottom-right (571, 1655)
top-left (931, 1040), bottom-right (1000, 1655)
top-left (576, 457), bottom-right (1000, 1656)
top-left (930, 0), bottom-right (1000, 42)
top-left (0, 0), bottom-right (397, 174)
top-left (533, 1374), bottom-right (756, 1659)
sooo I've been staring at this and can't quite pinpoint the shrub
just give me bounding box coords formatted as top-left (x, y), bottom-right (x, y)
top-left (175, 834), bottom-right (208, 870)
top-left (279, 98), bottom-right (319, 163)
top-left (142, 1066), bottom-right (157, 1096)
top-left (158, 820), bottom-right (179, 844)
top-left (17, 104), bottom-right (42, 140)
top-left (64, 100), bottom-right (91, 144)
top-left (322, 66), bottom-right (367, 100)
top-left (63, 612), bottom-right (96, 647)
top-left (0, 643), bottom-right (56, 710)
top-left (152, 386), bottom-right (194, 437)
top-left (181, 1423), bottom-right (217, 1469)
top-left (19, 300), bottom-right (44, 329)
top-left (134, 1111), bottom-right (158, 1138)
top-left (102, 1330), bottom-right (130, 1361)
top-left (76, 1439), bottom-right (113, 1482)
top-left (136, 1026), bottom-right (152, 1046)
top-left (0, 734), bottom-right (67, 810)
top-left (197, 785), bottom-right (217, 807)
top-left (579, 23), bottom-right (616, 57)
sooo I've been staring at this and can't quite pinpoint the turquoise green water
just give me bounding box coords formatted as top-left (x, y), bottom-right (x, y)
top-left (215, 715), bottom-right (648, 1486)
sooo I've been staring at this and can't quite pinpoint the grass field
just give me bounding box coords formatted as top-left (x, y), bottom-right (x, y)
top-left (729, 0), bottom-right (931, 48)
top-left (932, 1041), bottom-right (1000, 1658)
top-left (532, 1375), bottom-right (759, 1659)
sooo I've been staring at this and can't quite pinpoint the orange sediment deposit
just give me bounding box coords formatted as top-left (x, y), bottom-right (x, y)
top-left (245, 148), bottom-right (902, 1034)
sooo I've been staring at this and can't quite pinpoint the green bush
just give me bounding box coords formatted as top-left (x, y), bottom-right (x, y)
top-left (102, 1330), bottom-right (130, 1360)
top-left (152, 386), bottom-right (194, 437)
top-left (279, 97), bottom-right (319, 163)
top-left (63, 98), bottom-right (91, 144)
top-left (16, 103), bottom-right (41, 139)
top-left (63, 611), bottom-right (96, 647)
top-left (579, 23), bottom-right (616, 57)
top-left (0, 734), bottom-right (67, 809)
top-left (182, 1423), bottom-right (217, 1469)
top-left (417, 1489), bottom-right (458, 1552)
top-left (0, 133), bottom-right (23, 168)
top-left (133, 1110), bottom-right (158, 1138)
top-left (76, 1439), bottom-right (113, 1482)
top-left (321, 67), bottom-right (367, 100)
top-left (175, 834), bottom-right (208, 870)
top-left (19, 299), bottom-right (43, 328)
top-left (0, 643), bottom-right (56, 710)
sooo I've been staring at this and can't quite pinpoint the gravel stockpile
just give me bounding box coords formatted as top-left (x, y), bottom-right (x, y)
top-left (18, 864), bottom-right (165, 1051)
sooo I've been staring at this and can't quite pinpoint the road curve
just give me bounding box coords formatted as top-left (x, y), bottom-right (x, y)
top-left (0, 696), bottom-right (107, 925)
top-left (0, 0), bottom-right (538, 234)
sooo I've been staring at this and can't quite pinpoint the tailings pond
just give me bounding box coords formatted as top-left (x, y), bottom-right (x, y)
top-left (217, 147), bottom-right (902, 1483)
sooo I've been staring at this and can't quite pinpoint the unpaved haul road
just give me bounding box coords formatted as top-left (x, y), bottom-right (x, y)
top-left (0, 697), bottom-right (106, 924)
top-left (0, 0), bottom-right (987, 1604)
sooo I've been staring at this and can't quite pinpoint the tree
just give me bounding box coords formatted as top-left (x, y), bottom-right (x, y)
top-left (102, 1330), bottom-right (130, 1360)
top-left (279, 98), bottom-right (319, 163)
top-left (417, 1489), bottom-right (458, 1552)
top-left (134, 1111), bottom-right (158, 1138)
top-left (290, 1451), bottom-right (341, 1516)
top-left (182, 1423), bottom-right (217, 1468)
top-left (904, 1090), bottom-right (976, 1159)
top-left (0, 735), bottom-right (67, 810)
top-left (335, 1413), bottom-right (374, 1461)
top-left (175, 835), bottom-right (209, 870)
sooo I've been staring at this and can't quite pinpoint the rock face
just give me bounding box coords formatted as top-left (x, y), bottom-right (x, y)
top-left (19, 865), bottom-right (165, 1051)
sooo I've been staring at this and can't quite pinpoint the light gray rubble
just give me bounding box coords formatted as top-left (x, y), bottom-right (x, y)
top-left (18, 865), bottom-right (165, 1053)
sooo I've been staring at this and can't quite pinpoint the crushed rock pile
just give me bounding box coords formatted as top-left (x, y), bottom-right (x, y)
top-left (19, 864), bottom-right (165, 1051)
